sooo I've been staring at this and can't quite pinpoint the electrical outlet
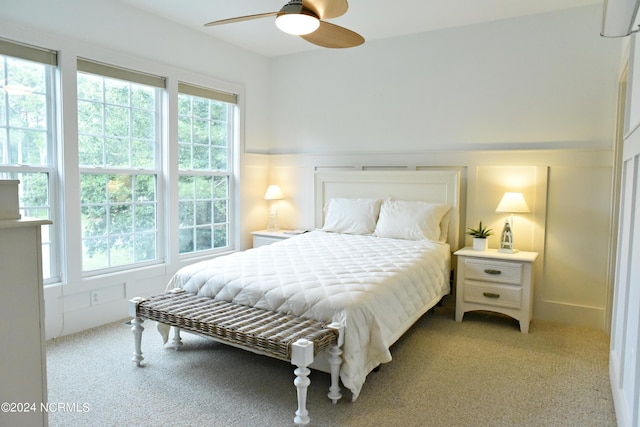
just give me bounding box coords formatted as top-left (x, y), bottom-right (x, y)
top-left (90, 291), bottom-right (100, 305)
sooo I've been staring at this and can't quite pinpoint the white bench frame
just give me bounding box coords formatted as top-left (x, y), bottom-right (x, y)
top-left (128, 290), bottom-right (344, 426)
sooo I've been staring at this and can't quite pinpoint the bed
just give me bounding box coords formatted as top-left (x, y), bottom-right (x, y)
top-left (131, 170), bottom-right (461, 422)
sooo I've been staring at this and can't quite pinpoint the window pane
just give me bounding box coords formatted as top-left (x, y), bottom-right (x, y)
top-left (211, 147), bottom-right (226, 170)
top-left (77, 73), bottom-right (103, 101)
top-left (131, 85), bottom-right (154, 110)
top-left (193, 119), bottom-right (208, 145)
top-left (104, 79), bottom-right (129, 106)
top-left (77, 100), bottom-right (104, 135)
top-left (213, 199), bottom-right (227, 223)
top-left (178, 115), bottom-right (191, 143)
top-left (108, 174), bottom-right (133, 204)
top-left (178, 143), bottom-right (191, 170)
top-left (132, 109), bottom-right (154, 139)
top-left (105, 105), bottom-right (129, 137)
top-left (105, 138), bottom-right (129, 167)
top-left (178, 201), bottom-right (194, 227)
top-left (213, 224), bottom-right (228, 248)
top-left (213, 176), bottom-right (227, 198)
top-left (178, 175), bottom-right (194, 199)
top-left (110, 235), bottom-right (133, 267)
top-left (195, 201), bottom-right (211, 225)
top-left (135, 174), bottom-right (156, 201)
top-left (83, 239), bottom-right (108, 271)
top-left (135, 204), bottom-right (155, 231)
top-left (20, 172), bottom-right (49, 208)
top-left (8, 92), bottom-right (47, 130)
top-left (81, 205), bottom-right (107, 237)
top-left (132, 139), bottom-right (153, 168)
top-left (211, 121), bottom-right (227, 146)
top-left (193, 145), bottom-right (209, 170)
top-left (195, 176), bottom-right (211, 199)
top-left (210, 102), bottom-right (227, 121)
top-left (135, 232), bottom-right (156, 261)
top-left (81, 173), bottom-right (107, 204)
top-left (179, 228), bottom-right (194, 253)
top-left (79, 135), bottom-right (104, 166)
top-left (195, 226), bottom-right (212, 251)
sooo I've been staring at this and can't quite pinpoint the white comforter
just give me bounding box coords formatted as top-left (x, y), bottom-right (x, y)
top-left (167, 230), bottom-right (451, 400)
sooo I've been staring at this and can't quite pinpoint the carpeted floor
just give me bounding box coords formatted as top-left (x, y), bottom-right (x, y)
top-left (44, 296), bottom-right (616, 426)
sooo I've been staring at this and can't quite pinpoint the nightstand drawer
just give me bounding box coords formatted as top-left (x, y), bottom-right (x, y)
top-left (463, 281), bottom-right (522, 309)
top-left (464, 259), bottom-right (523, 285)
top-left (253, 236), bottom-right (283, 247)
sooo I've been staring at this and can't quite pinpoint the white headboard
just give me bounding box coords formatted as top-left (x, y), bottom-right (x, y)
top-left (314, 170), bottom-right (462, 251)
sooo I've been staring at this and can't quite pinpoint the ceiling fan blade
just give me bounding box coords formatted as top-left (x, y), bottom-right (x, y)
top-left (303, 0), bottom-right (348, 19)
top-left (300, 21), bottom-right (364, 48)
top-left (204, 12), bottom-right (278, 27)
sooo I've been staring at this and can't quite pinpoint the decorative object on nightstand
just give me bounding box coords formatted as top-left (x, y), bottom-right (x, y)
top-left (264, 185), bottom-right (284, 231)
top-left (454, 248), bottom-right (539, 333)
top-left (495, 192), bottom-right (530, 254)
top-left (466, 221), bottom-right (493, 251)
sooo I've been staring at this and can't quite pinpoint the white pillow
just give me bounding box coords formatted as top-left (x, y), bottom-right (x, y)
top-left (374, 199), bottom-right (451, 242)
top-left (322, 198), bottom-right (382, 235)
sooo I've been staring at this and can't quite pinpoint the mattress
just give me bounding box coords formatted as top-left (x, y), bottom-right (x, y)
top-left (167, 230), bottom-right (451, 400)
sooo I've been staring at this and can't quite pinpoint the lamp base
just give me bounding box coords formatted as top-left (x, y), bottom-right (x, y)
top-left (499, 219), bottom-right (515, 254)
top-left (266, 202), bottom-right (279, 231)
top-left (266, 213), bottom-right (279, 232)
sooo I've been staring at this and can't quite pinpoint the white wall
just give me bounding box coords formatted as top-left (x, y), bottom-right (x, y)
top-left (264, 5), bottom-right (622, 330)
top-left (1, 0), bottom-right (272, 337)
top-left (268, 5), bottom-right (618, 154)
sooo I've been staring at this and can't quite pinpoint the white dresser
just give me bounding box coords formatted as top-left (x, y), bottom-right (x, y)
top-left (454, 247), bottom-right (538, 333)
top-left (0, 218), bottom-right (52, 427)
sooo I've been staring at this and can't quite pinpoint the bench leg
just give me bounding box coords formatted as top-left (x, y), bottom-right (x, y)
top-left (131, 316), bottom-right (144, 366)
top-left (291, 339), bottom-right (314, 426)
top-left (327, 321), bottom-right (344, 404)
top-left (172, 326), bottom-right (183, 350)
top-left (327, 344), bottom-right (342, 403)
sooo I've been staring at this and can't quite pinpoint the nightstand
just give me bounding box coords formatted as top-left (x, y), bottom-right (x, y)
top-left (251, 230), bottom-right (293, 248)
top-left (454, 248), bottom-right (539, 333)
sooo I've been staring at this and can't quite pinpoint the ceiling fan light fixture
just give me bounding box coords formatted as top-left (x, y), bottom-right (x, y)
top-left (275, 3), bottom-right (320, 35)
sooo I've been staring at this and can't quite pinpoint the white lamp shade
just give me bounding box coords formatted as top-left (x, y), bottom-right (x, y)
top-left (495, 192), bottom-right (530, 213)
top-left (275, 12), bottom-right (319, 35)
top-left (264, 185), bottom-right (284, 200)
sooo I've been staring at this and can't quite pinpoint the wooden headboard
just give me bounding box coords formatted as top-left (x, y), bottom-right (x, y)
top-left (314, 170), bottom-right (462, 251)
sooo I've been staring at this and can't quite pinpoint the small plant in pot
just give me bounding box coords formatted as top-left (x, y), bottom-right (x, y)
top-left (467, 221), bottom-right (493, 251)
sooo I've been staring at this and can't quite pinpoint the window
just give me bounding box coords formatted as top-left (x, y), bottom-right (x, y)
top-left (77, 59), bottom-right (165, 273)
top-left (177, 83), bottom-right (236, 255)
top-left (0, 39), bottom-right (58, 283)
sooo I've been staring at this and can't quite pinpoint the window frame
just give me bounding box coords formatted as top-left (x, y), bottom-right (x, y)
top-left (76, 59), bottom-right (166, 276)
top-left (0, 38), bottom-right (61, 284)
top-left (176, 82), bottom-right (237, 258)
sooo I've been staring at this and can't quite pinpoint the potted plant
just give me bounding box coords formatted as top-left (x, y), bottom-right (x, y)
top-left (467, 221), bottom-right (493, 251)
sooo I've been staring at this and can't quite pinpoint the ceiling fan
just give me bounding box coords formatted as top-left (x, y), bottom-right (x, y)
top-left (204, 0), bottom-right (364, 49)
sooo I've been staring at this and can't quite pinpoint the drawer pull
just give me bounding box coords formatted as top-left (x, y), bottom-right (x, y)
top-left (483, 292), bottom-right (500, 299)
top-left (484, 269), bottom-right (502, 275)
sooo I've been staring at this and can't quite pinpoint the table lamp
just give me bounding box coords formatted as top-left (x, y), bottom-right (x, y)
top-left (495, 192), bottom-right (530, 254)
top-left (264, 185), bottom-right (284, 231)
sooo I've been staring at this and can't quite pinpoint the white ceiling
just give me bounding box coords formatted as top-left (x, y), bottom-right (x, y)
top-left (118, 0), bottom-right (603, 57)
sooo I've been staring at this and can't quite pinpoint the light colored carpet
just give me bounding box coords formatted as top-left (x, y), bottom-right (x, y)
top-left (45, 296), bottom-right (616, 426)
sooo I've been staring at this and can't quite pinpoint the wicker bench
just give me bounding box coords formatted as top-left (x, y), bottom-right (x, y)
top-left (128, 288), bottom-right (344, 426)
